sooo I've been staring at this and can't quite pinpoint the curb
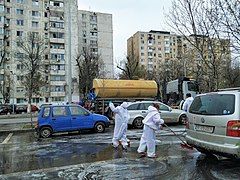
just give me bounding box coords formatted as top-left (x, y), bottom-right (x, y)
top-left (0, 128), bottom-right (35, 134)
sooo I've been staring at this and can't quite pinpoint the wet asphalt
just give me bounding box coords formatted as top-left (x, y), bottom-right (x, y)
top-left (0, 125), bottom-right (239, 179)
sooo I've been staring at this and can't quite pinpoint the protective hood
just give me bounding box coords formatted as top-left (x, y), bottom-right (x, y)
top-left (120, 102), bottom-right (128, 109)
top-left (147, 105), bottom-right (158, 114)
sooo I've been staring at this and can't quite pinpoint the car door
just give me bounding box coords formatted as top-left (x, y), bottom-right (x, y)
top-left (69, 105), bottom-right (93, 129)
top-left (51, 106), bottom-right (72, 131)
top-left (139, 103), bottom-right (152, 117)
top-left (159, 103), bottom-right (174, 123)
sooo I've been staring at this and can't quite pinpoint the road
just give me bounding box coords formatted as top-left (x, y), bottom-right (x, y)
top-left (0, 125), bottom-right (239, 179)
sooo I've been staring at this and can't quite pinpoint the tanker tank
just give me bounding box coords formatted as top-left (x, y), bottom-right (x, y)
top-left (93, 79), bottom-right (157, 98)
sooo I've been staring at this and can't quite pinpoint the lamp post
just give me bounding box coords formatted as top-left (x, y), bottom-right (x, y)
top-left (10, 71), bottom-right (15, 114)
top-left (183, 44), bottom-right (187, 77)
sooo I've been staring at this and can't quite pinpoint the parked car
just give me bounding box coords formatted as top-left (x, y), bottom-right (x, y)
top-left (16, 104), bottom-right (39, 114)
top-left (0, 104), bottom-right (12, 115)
top-left (36, 104), bottom-right (110, 138)
top-left (186, 91), bottom-right (240, 158)
top-left (127, 101), bottom-right (187, 128)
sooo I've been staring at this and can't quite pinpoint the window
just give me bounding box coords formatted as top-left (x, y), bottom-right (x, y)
top-left (90, 32), bottom-right (97, 37)
top-left (16, 19), bottom-right (24, 26)
top-left (0, 5), bottom-right (3, 12)
top-left (82, 14), bottom-right (86, 19)
top-left (17, 31), bottom-right (23, 36)
top-left (0, 16), bottom-right (3, 23)
top-left (50, 32), bottom-right (64, 39)
top-left (50, 75), bottom-right (65, 81)
top-left (17, 64), bottom-right (24, 70)
top-left (82, 22), bottom-right (86, 28)
top-left (32, 21), bottom-right (39, 28)
top-left (32, 11), bottom-right (40, 17)
top-left (52, 97), bottom-right (65, 102)
top-left (32, 0), bottom-right (39, 6)
top-left (127, 103), bottom-right (139, 110)
top-left (0, 27), bottom-right (4, 35)
top-left (6, 7), bottom-right (10, 14)
top-left (52, 106), bottom-right (68, 116)
top-left (16, 9), bottom-right (23, 15)
top-left (90, 15), bottom-right (97, 22)
top-left (160, 104), bottom-right (170, 111)
top-left (17, 75), bottom-right (24, 81)
top-left (16, 0), bottom-right (24, 3)
top-left (17, 98), bottom-right (25, 103)
top-left (17, 87), bottom-right (24, 93)
top-left (50, 53), bottom-right (64, 60)
top-left (50, 21), bottom-right (64, 28)
top-left (51, 85), bottom-right (64, 92)
top-left (50, 1), bottom-right (64, 7)
top-left (42, 107), bottom-right (50, 117)
top-left (70, 106), bottom-right (89, 116)
top-left (189, 94), bottom-right (235, 115)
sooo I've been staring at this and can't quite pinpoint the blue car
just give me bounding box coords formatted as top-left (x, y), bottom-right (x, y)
top-left (36, 104), bottom-right (110, 138)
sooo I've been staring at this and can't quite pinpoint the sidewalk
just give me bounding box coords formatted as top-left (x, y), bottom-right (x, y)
top-left (0, 113), bottom-right (36, 134)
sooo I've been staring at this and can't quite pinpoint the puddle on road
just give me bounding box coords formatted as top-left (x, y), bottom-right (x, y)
top-left (0, 141), bottom-right (137, 175)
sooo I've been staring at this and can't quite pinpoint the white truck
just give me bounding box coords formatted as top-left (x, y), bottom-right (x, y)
top-left (166, 77), bottom-right (199, 108)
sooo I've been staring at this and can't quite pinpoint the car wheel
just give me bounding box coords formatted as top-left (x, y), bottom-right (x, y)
top-left (95, 122), bottom-right (105, 133)
top-left (40, 127), bottom-right (52, 138)
top-left (179, 114), bottom-right (187, 125)
top-left (133, 117), bottom-right (144, 129)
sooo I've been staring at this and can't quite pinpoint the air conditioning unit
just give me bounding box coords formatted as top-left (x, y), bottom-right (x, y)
top-left (4, 35), bottom-right (9, 39)
top-left (60, 16), bottom-right (64, 20)
top-left (44, 27), bottom-right (48, 31)
top-left (4, 24), bottom-right (9, 27)
top-left (45, 70), bottom-right (49, 73)
top-left (5, 57), bottom-right (10, 61)
top-left (56, 58), bottom-right (60, 62)
top-left (46, 7), bottom-right (50, 10)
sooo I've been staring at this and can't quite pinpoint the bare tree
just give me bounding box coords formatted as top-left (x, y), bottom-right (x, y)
top-left (167, 0), bottom-right (231, 92)
top-left (75, 46), bottom-right (103, 97)
top-left (117, 55), bottom-right (146, 80)
top-left (17, 32), bottom-right (46, 115)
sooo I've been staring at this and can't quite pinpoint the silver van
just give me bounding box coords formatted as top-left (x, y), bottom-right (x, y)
top-left (186, 90), bottom-right (240, 158)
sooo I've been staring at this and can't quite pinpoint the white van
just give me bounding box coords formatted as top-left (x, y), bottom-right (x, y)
top-left (186, 90), bottom-right (240, 158)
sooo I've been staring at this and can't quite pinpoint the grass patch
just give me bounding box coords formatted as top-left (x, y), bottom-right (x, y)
top-left (22, 124), bottom-right (34, 129)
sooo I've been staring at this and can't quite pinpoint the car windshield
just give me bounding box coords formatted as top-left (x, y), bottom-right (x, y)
top-left (189, 94), bottom-right (235, 115)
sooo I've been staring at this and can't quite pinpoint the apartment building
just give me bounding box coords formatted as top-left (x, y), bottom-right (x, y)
top-left (127, 30), bottom-right (181, 73)
top-left (78, 10), bottom-right (114, 78)
top-left (0, 0), bottom-right (114, 106)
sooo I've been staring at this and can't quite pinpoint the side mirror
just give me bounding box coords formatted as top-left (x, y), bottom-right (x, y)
top-left (169, 107), bottom-right (172, 111)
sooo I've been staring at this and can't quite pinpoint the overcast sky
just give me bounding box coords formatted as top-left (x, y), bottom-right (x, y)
top-left (78, 0), bottom-right (173, 66)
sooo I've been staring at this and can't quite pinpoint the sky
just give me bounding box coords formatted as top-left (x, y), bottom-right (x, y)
top-left (78, 0), bottom-right (173, 66)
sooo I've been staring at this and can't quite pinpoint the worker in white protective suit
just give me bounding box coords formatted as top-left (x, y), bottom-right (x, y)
top-left (182, 93), bottom-right (194, 112)
top-left (109, 101), bottom-right (130, 150)
top-left (137, 103), bottom-right (164, 158)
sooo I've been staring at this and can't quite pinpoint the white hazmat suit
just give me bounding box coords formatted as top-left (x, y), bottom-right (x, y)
top-left (182, 96), bottom-right (194, 112)
top-left (109, 102), bottom-right (130, 149)
top-left (137, 105), bottom-right (164, 157)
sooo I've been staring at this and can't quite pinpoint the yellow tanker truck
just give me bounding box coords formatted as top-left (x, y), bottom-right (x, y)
top-left (91, 79), bottom-right (158, 116)
top-left (93, 79), bottom-right (158, 98)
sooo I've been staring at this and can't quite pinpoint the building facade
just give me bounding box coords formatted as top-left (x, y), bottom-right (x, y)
top-left (0, 0), bottom-right (114, 106)
top-left (78, 10), bottom-right (114, 78)
top-left (127, 30), bottom-right (182, 73)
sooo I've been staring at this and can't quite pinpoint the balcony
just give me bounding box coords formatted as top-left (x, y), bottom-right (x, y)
top-left (50, 91), bottom-right (66, 97)
top-left (50, 81), bottom-right (66, 86)
top-left (50, 70), bottom-right (65, 75)
top-left (49, 38), bottom-right (64, 44)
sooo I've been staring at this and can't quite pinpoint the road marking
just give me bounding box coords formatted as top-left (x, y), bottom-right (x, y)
top-left (1, 133), bottom-right (13, 144)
